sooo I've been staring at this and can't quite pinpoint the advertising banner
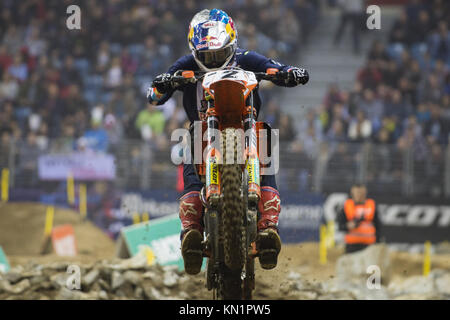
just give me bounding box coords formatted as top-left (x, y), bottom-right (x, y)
top-left (0, 246), bottom-right (10, 273)
top-left (51, 224), bottom-right (78, 257)
top-left (38, 153), bottom-right (116, 180)
top-left (323, 193), bottom-right (450, 246)
top-left (277, 192), bottom-right (325, 243)
top-left (117, 214), bottom-right (187, 270)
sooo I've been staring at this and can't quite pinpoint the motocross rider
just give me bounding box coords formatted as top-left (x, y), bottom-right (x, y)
top-left (147, 9), bottom-right (309, 275)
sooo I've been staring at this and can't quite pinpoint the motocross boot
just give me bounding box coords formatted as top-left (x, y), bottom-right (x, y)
top-left (256, 187), bottom-right (282, 270)
top-left (179, 191), bottom-right (204, 275)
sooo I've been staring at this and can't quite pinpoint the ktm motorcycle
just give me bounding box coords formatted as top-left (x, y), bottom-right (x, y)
top-left (167, 67), bottom-right (285, 299)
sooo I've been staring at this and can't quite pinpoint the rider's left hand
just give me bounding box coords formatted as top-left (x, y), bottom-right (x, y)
top-left (287, 67), bottom-right (309, 85)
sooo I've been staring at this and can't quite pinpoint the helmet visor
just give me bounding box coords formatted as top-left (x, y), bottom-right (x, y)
top-left (196, 46), bottom-right (234, 69)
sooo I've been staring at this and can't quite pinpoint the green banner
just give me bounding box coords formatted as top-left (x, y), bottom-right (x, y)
top-left (120, 214), bottom-right (205, 271)
top-left (0, 246), bottom-right (10, 273)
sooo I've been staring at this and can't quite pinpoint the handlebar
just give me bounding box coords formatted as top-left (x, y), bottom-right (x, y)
top-left (166, 68), bottom-right (290, 87)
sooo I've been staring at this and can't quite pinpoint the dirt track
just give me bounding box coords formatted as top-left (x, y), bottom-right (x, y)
top-left (1, 203), bottom-right (449, 300)
top-left (0, 202), bottom-right (115, 264)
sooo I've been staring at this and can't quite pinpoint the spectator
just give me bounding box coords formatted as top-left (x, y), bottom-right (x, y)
top-left (18, 132), bottom-right (41, 187)
top-left (135, 103), bottom-right (165, 141)
top-left (278, 113), bottom-right (297, 143)
top-left (359, 88), bottom-right (384, 131)
top-left (105, 57), bottom-right (123, 89)
top-left (0, 45), bottom-right (13, 71)
top-left (389, 9), bottom-right (410, 46)
top-left (409, 10), bottom-right (431, 45)
top-left (428, 21), bottom-right (450, 65)
top-left (0, 72), bottom-right (19, 101)
top-left (62, 84), bottom-right (89, 116)
top-left (277, 10), bottom-right (300, 55)
top-left (326, 119), bottom-right (348, 143)
top-left (348, 110), bottom-right (372, 142)
top-left (83, 106), bottom-right (109, 152)
top-left (333, 0), bottom-right (365, 54)
top-left (357, 60), bottom-right (383, 90)
top-left (7, 55), bottom-right (28, 82)
top-left (60, 55), bottom-right (82, 87)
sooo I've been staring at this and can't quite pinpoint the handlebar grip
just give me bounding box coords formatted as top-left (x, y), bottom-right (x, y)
top-left (266, 68), bottom-right (279, 75)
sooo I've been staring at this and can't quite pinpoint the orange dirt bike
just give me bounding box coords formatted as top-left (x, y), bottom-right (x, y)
top-left (170, 67), bottom-right (284, 299)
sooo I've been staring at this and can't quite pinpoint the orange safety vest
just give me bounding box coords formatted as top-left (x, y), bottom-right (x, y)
top-left (344, 198), bottom-right (376, 245)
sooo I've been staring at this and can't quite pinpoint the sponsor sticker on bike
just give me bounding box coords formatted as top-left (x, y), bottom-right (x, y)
top-left (206, 157), bottom-right (219, 186)
top-left (246, 158), bottom-right (260, 186)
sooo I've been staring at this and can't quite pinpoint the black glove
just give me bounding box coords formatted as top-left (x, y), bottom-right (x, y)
top-left (151, 73), bottom-right (173, 94)
top-left (287, 67), bottom-right (309, 85)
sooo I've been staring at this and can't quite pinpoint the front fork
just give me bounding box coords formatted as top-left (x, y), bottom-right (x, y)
top-left (243, 105), bottom-right (260, 245)
top-left (203, 105), bottom-right (222, 291)
top-left (203, 96), bottom-right (261, 292)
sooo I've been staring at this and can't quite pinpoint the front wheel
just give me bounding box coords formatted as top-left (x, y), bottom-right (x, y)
top-left (221, 128), bottom-right (245, 271)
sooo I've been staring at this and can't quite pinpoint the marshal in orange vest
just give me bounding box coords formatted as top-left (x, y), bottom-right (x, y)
top-left (343, 198), bottom-right (376, 245)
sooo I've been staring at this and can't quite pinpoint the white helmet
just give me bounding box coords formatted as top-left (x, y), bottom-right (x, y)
top-left (187, 9), bottom-right (238, 71)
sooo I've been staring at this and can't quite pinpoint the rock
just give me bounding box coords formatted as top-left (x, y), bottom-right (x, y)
top-left (90, 282), bottom-right (103, 292)
top-left (50, 273), bottom-right (69, 289)
top-left (98, 278), bottom-right (110, 291)
top-left (111, 271), bottom-right (125, 290)
top-left (393, 293), bottom-right (441, 300)
top-left (142, 271), bottom-right (157, 279)
top-left (5, 271), bottom-right (23, 284)
top-left (143, 284), bottom-right (163, 300)
top-left (388, 275), bottom-right (435, 297)
top-left (111, 252), bottom-right (148, 270)
top-left (37, 281), bottom-right (53, 290)
top-left (82, 269), bottom-right (100, 287)
top-left (178, 291), bottom-right (189, 299)
top-left (55, 287), bottom-right (82, 300)
top-left (116, 283), bottom-right (134, 298)
top-left (336, 244), bottom-right (391, 285)
top-left (98, 290), bottom-right (109, 300)
top-left (48, 262), bottom-right (70, 271)
top-left (134, 287), bottom-right (144, 299)
top-left (8, 265), bottom-right (24, 274)
top-left (3, 279), bottom-right (31, 294)
top-left (21, 269), bottom-right (43, 279)
top-left (123, 270), bottom-right (141, 286)
top-left (29, 275), bottom-right (47, 286)
top-left (287, 271), bottom-right (301, 281)
top-left (295, 290), bottom-right (318, 300)
top-left (434, 272), bottom-right (450, 295)
top-left (55, 287), bottom-right (99, 300)
top-left (317, 291), bottom-right (356, 300)
top-left (162, 270), bottom-right (179, 288)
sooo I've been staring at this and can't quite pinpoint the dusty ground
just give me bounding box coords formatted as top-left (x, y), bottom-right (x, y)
top-left (0, 202), bottom-right (115, 264)
top-left (1, 203), bottom-right (449, 300)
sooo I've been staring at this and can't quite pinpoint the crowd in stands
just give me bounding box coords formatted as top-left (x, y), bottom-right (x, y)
top-left (0, 0), bottom-right (448, 196)
top-left (260, 0), bottom-right (449, 196)
top-left (0, 0), bottom-right (318, 156)
top-left (273, 0), bottom-right (449, 155)
top-left (0, 0), bottom-right (319, 188)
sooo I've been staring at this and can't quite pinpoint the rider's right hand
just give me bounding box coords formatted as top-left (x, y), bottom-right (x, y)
top-left (151, 73), bottom-right (173, 94)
